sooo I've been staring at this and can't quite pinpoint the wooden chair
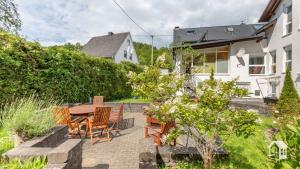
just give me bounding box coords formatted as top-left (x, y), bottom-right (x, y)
top-left (110, 103), bottom-right (124, 132)
top-left (86, 107), bottom-right (112, 144)
top-left (144, 120), bottom-right (176, 146)
top-left (93, 96), bottom-right (104, 106)
top-left (53, 107), bottom-right (86, 138)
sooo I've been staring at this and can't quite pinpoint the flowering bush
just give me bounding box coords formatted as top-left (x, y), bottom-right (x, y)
top-left (129, 55), bottom-right (258, 169)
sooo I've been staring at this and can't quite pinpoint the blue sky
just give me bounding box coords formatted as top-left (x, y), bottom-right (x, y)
top-left (15, 0), bottom-right (269, 47)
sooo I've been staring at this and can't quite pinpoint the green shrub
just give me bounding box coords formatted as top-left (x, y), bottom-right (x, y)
top-left (2, 96), bottom-right (56, 139)
top-left (273, 119), bottom-right (300, 168)
top-left (0, 31), bottom-right (137, 104)
top-left (0, 157), bottom-right (47, 169)
top-left (276, 69), bottom-right (300, 124)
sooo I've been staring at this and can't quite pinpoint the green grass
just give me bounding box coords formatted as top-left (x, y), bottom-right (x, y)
top-left (112, 98), bottom-right (151, 103)
top-left (216, 116), bottom-right (275, 169)
top-left (0, 127), bottom-right (13, 156)
top-left (0, 156), bottom-right (47, 169)
top-left (164, 116), bottom-right (276, 169)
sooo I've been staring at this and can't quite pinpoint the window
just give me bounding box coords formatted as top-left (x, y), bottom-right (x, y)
top-left (124, 50), bottom-right (127, 58)
top-left (284, 45), bottom-right (292, 71)
top-left (284, 4), bottom-right (292, 35)
top-left (249, 55), bottom-right (265, 75)
top-left (192, 46), bottom-right (229, 74)
top-left (186, 30), bottom-right (195, 35)
top-left (270, 51), bottom-right (276, 74)
top-left (127, 39), bottom-right (131, 46)
top-left (217, 47), bottom-right (229, 74)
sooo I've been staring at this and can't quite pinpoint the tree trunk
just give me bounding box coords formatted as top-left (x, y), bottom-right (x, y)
top-left (203, 156), bottom-right (213, 169)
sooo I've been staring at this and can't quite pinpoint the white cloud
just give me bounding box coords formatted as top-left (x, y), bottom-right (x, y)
top-left (15, 0), bottom-right (269, 47)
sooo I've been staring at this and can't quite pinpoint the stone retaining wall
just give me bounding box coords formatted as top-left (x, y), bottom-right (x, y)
top-left (3, 126), bottom-right (83, 169)
top-left (105, 102), bottom-right (149, 113)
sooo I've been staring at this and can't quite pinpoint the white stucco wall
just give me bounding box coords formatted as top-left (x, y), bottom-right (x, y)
top-left (264, 0), bottom-right (300, 93)
top-left (186, 40), bottom-right (267, 98)
top-left (114, 34), bottom-right (139, 64)
top-left (174, 0), bottom-right (300, 98)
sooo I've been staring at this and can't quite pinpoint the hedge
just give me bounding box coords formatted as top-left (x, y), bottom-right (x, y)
top-left (0, 31), bottom-right (141, 103)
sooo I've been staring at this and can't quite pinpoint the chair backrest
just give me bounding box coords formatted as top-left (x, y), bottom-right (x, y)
top-left (53, 107), bottom-right (73, 128)
top-left (93, 107), bottom-right (111, 126)
top-left (93, 96), bottom-right (104, 106)
top-left (160, 121), bottom-right (176, 135)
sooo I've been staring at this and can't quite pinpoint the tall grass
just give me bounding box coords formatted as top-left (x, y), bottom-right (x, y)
top-left (1, 96), bottom-right (58, 139)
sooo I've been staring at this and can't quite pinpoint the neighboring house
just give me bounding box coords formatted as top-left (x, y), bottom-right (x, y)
top-left (173, 0), bottom-right (300, 99)
top-left (82, 32), bottom-right (139, 64)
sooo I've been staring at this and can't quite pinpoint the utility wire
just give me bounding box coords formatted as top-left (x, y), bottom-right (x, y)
top-left (112, 0), bottom-right (171, 64)
top-left (112, 0), bottom-right (152, 36)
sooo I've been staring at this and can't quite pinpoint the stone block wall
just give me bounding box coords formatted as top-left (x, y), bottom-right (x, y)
top-left (3, 125), bottom-right (83, 169)
top-left (105, 102), bottom-right (150, 113)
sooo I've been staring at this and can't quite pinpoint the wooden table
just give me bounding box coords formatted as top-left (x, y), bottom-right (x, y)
top-left (69, 104), bottom-right (114, 117)
top-left (69, 104), bottom-right (97, 117)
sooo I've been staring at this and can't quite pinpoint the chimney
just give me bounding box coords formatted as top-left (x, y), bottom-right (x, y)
top-left (108, 32), bottom-right (114, 36)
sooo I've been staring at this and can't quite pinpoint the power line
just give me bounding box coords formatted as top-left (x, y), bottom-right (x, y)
top-left (112, 0), bottom-right (168, 64)
top-left (112, 0), bottom-right (152, 36)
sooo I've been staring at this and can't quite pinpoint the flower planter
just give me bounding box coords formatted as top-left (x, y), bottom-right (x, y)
top-left (146, 115), bottom-right (161, 125)
top-left (3, 125), bottom-right (83, 169)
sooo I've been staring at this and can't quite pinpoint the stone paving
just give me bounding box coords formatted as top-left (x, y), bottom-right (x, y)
top-left (82, 113), bottom-right (146, 169)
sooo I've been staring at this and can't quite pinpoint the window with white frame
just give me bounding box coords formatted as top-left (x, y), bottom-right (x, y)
top-left (192, 46), bottom-right (229, 74)
top-left (284, 4), bottom-right (293, 35)
top-left (284, 45), bottom-right (292, 71)
top-left (270, 51), bottom-right (277, 74)
top-left (249, 55), bottom-right (265, 75)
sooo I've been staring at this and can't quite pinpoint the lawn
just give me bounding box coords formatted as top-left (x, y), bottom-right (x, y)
top-left (216, 116), bottom-right (275, 169)
top-left (0, 127), bottom-right (13, 156)
top-left (162, 116), bottom-right (276, 169)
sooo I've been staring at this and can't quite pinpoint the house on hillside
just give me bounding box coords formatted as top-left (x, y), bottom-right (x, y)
top-left (82, 32), bottom-right (139, 64)
top-left (172, 0), bottom-right (300, 99)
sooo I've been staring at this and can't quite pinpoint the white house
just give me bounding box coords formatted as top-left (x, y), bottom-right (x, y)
top-left (82, 32), bottom-right (139, 64)
top-left (173, 0), bottom-right (300, 99)
top-left (257, 0), bottom-right (300, 98)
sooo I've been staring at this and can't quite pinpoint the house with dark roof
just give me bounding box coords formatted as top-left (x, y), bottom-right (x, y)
top-left (173, 0), bottom-right (300, 99)
top-left (82, 32), bottom-right (138, 64)
top-left (173, 24), bottom-right (267, 98)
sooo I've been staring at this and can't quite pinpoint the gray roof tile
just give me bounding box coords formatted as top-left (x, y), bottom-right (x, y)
top-left (82, 32), bottom-right (129, 58)
top-left (173, 24), bottom-right (262, 45)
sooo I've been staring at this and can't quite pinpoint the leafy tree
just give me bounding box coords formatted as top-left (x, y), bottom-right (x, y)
top-left (129, 55), bottom-right (258, 169)
top-left (276, 69), bottom-right (300, 125)
top-left (0, 0), bottom-right (21, 33)
top-left (134, 42), bottom-right (174, 69)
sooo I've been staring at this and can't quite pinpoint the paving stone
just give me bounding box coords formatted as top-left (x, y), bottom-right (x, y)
top-left (82, 113), bottom-right (146, 169)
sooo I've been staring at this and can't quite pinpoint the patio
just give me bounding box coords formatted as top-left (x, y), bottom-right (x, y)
top-left (82, 112), bottom-right (145, 169)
